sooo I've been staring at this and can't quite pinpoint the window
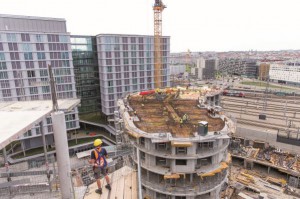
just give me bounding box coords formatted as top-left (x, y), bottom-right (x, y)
top-left (140, 151), bottom-right (145, 161)
top-left (123, 52), bottom-right (128, 57)
top-left (0, 80), bottom-right (9, 88)
top-left (0, 62), bottom-right (7, 70)
top-left (25, 61), bottom-right (34, 69)
top-left (8, 43), bottom-right (18, 51)
top-left (36, 34), bottom-right (44, 42)
top-left (10, 52), bottom-right (19, 60)
top-left (116, 73), bottom-right (121, 79)
top-left (27, 70), bottom-right (36, 78)
top-left (37, 52), bottom-right (46, 60)
top-left (38, 61), bottom-right (47, 68)
top-left (36, 43), bottom-right (45, 51)
top-left (155, 143), bottom-right (167, 150)
top-left (139, 137), bottom-right (145, 146)
top-left (2, 89), bottom-right (11, 97)
top-left (108, 87), bottom-right (114, 93)
top-left (42, 86), bottom-right (50, 93)
top-left (0, 53), bottom-right (5, 60)
top-left (176, 147), bottom-right (187, 155)
top-left (156, 157), bottom-right (167, 166)
top-left (175, 159), bottom-right (187, 165)
top-left (24, 52), bottom-right (33, 60)
top-left (21, 33), bottom-right (30, 42)
top-left (40, 69), bottom-right (48, 77)
top-left (0, 72), bottom-right (8, 79)
top-left (108, 80), bottom-right (114, 87)
top-left (132, 78), bottom-right (137, 84)
top-left (29, 87), bottom-right (38, 94)
top-left (0, 43), bottom-right (3, 51)
top-left (7, 33), bottom-right (17, 42)
top-left (21, 43), bottom-right (32, 51)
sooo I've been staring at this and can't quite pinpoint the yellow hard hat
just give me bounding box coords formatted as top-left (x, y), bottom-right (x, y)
top-left (94, 139), bottom-right (103, 147)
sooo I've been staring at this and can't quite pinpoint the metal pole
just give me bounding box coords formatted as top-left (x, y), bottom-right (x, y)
top-left (136, 147), bottom-right (143, 199)
top-left (40, 121), bottom-right (51, 192)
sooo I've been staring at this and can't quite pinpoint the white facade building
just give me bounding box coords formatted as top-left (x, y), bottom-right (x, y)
top-left (96, 34), bottom-right (170, 116)
top-left (169, 64), bottom-right (186, 75)
top-left (0, 14), bottom-right (79, 149)
top-left (269, 62), bottom-right (300, 85)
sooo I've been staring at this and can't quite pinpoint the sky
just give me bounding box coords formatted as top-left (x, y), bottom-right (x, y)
top-left (1, 0), bottom-right (300, 52)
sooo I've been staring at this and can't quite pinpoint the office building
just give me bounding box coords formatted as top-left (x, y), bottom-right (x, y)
top-left (71, 36), bottom-right (101, 115)
top-left (269, 61), bottom-right (300, 85)
top-left (96, 34), bottom-right (170, 116)
top-left (0, 14), bottom-right (79, 149)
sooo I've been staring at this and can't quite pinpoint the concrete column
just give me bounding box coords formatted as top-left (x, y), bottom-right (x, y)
top-left (51, 111), bottom-right (73, 199)
top-left (136, 148), bottom-right (143, 199)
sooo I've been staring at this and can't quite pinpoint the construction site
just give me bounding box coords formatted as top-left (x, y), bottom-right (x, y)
top-left (114, 86), bottom-right (234, 199)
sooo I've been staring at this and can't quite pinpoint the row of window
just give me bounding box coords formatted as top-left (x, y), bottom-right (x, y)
top-left (0, 52), bottom-right (70, 61)
top-left (99, 36), bottom-right (169, 44)
top-left (1, 33), bottom-right (69, 43)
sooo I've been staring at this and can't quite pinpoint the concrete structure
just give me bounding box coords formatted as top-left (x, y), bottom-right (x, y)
top-left (118, 89), bottom-right (234, 198)
top-left (0, 14), bottom-right (79, 149)
top-left (218, 58), bottom-right (257, 78)
top-left (269, 61), bottom-right (300, 86)
top-left (71, 36), bottom-right (101, 114)
top-left (96, 34), bottom-right (170, 116)
top-left (0, 99), bottom-right (80, 198)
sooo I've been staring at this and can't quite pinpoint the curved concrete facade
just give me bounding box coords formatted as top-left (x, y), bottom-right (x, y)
top-left (118, 91), bottom-right (234, 199)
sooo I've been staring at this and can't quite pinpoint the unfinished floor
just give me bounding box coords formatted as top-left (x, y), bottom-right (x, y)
top-left (129, 94), bottom-right (225, 137)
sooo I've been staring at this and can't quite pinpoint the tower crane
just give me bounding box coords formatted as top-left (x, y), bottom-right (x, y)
top-left (153, 0), bottom-right (166, 88)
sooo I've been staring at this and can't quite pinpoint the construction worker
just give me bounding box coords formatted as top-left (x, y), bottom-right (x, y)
top-left (179, 118), bottom-right (183, 128)
top-left (89, 139), bottom-right (111, 194)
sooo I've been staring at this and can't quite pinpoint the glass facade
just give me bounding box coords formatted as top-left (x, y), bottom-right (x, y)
top-left (71, 36), bottom-right (101, 114)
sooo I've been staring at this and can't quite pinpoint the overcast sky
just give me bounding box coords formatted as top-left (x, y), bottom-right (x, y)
top-left (1, 0), bottom-right (300, 52)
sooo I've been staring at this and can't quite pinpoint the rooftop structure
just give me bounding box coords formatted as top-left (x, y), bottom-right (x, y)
top-left (118, 88), bottom-right (235, 198)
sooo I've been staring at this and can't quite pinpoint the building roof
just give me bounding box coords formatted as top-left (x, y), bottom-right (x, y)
top-left (0, 99), bottom-right (80, 149)
top-left (127, 91), bottom-right (225, 138)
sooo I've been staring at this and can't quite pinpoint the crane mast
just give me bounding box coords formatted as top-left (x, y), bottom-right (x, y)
top-left (153, 0), bottom-right (166, 88)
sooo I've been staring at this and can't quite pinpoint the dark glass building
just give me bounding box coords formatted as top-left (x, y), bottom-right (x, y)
top-left (71, 36), bottom-right (101, 115)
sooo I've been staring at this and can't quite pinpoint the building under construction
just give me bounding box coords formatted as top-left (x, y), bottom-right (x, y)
top-left (117, 88), bottom-right (235, 198)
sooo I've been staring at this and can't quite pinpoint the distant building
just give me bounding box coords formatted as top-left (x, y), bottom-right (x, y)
top-left (96, 34), bottom-right (170, 116)
top-left (258, 63), bottom-right (270, 81)
top-left (169, 64), bottom-right (186, 75)
top-left (191, 58), bottom-right (218, 80)
top-left (218, 58), bottom-right (257, 78)
top-left (269, 61), bottom-right (300, 85)
top-left (0, 14), bottom-right (79, 149)
top-left (71, 36), bottom-right (101, 115)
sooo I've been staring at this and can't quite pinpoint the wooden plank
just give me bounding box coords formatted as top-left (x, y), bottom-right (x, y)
top-left (123, 171), bottom-right (132, 199)
top-left (100, 175), bottom-right (110, 199)
top-left (131, 171), bottom-right (138, 199)
top-left (84, 178), bottom-right (105, 199)
top-left (115, 171), bottom-right (125, 199)
top-left (108, 167), bottom-right (120, 199)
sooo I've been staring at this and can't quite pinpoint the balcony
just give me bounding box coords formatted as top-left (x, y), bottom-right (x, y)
top-left (141, 170), bottom-right (228, 196)
top-left (134, 139), bottom-right (229, 160)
